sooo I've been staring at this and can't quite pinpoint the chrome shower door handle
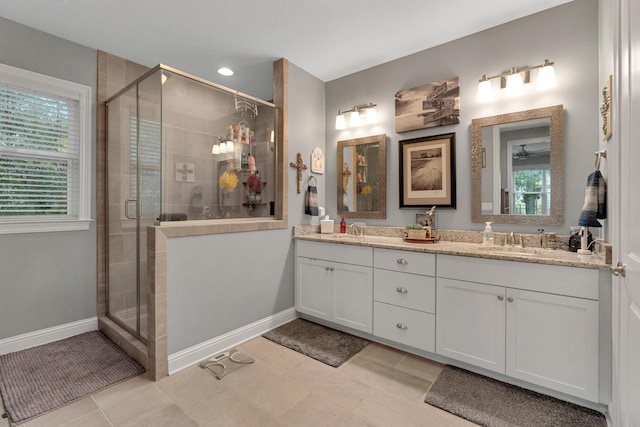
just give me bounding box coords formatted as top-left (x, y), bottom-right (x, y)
top-left (124, 199), bottom-right (138, 220)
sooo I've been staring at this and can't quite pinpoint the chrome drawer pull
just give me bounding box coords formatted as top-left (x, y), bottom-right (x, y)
top-left (396, 287), bottom-right (408, 294)
top-left (396, 259), bottom-right (408, 265)
top-left (396, 323), bottom-right (408, 330)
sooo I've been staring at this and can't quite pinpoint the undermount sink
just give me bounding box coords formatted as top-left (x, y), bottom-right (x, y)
top-left (479, 246), bottom-right (539, 257)
top-left (479, 245), bottom-right (577, 260)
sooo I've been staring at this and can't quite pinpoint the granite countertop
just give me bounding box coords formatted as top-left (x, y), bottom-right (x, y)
top-left (292, 225), bottom-right (611, 270)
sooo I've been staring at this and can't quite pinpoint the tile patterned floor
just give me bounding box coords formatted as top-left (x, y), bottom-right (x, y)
top-left (1, 337), bottom-right (476, 426)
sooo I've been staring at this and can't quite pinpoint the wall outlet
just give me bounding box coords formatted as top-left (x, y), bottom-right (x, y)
top-left (175, 162), bottom-right (195, 182)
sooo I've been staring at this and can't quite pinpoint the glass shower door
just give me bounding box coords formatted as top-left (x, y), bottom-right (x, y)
top-left (106, 71), bottom-right (161, 341)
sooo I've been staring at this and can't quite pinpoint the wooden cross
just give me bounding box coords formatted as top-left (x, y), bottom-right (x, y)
top-left (290, 152), bottom-right (308, 194)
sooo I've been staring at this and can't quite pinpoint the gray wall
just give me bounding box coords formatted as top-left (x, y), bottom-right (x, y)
top-left (325, 0), bottom-right (599, 235)
top-left (0, 18), bottom-right (98, 339)
top-left (167, 62), bottom-right (326, 354)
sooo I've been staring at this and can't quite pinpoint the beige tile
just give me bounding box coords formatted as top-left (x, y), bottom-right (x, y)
top-left (231, 365), bottom-right (311, 418)
top-left (25, 397), bottom-right (99, 427)
top-left (199, 389), bottom-right (283, 427)
top-left (156, 365), bottom-right (229, 408)
top-left (353, 388), bottom-right (476, 427)
top-left (238, 337), bottom-right (308, 373)
top-left (92, 376), bottom-right (172, 426)
top-left (121, 404), bottom-right (197, 427)
top-left (340, 354), bottom-right (431, 403)
top-left (354, 342), bottom-right (406, 367)
top-left (283, 358), bottom-right (372, 411)
top-left (280, 393), bottom-right (375, 427)
top-left (59, 409), bottom-right (112, 427)
top-left (395, 354), bottom-right (445, 382)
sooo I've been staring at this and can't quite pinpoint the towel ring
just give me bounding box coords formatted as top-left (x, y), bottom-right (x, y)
top-left (307, 175), bottom-right (317, 186)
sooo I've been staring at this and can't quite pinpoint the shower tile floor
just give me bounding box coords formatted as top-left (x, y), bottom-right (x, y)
top-left (0, 337), bottom-right (474, 427)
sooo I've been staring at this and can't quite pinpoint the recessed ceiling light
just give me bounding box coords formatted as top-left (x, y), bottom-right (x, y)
top-left (217, 67), bottom-right (234, 76)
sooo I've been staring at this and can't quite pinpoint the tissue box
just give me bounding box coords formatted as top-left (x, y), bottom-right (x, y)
top-left (320, 219), bottom-right (334, 234)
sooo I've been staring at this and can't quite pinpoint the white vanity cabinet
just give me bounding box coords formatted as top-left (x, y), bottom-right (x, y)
top-left (436, 254), bottom-right (600, 402)
top-left (373, 248), bottom-right (436, 352)
top-left (295, 240), bottom-right (373, 333)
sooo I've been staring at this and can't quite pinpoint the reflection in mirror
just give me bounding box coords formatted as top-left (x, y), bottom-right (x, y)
top-left (471, 105), bottom-right (563, 225)
top-left (337, 134), bottom-right (387, 219)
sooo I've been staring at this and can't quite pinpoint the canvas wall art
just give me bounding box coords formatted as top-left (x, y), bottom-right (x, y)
top-left (395, 77), bottom-right (460, 132)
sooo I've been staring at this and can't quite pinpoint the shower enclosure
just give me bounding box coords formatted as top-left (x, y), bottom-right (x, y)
top-left (105, 65), bottom-right (277, 340)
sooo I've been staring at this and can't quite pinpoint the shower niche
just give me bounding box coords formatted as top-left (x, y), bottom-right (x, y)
top-left (105, 65), bottom-right (277, 339)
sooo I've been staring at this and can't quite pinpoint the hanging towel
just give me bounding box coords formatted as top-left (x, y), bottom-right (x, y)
top-left (578, 170), bottom-right (606, 227)
top-left (305, 177), bottom-right (318, 216)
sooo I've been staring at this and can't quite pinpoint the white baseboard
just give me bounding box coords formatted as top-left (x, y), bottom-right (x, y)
top-left (168, 308), bottom-right (297, 374)
top-left (0, 317), bottom-right (98, 355)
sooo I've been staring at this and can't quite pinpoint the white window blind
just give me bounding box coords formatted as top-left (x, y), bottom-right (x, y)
top-left (0, 63), bottom-right (91, 234)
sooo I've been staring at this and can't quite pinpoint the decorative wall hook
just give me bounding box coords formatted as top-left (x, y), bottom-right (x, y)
top-left (290, 153), bottom-right (308, 194)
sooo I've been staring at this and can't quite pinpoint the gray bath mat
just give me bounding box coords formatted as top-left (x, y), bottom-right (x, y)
top-left (200, 348), bottom-right (254, 379)
top-left (0, 331), bottom-right (144, 425)
top-left (262, 318), bottom-right (369, 367)
top-left (425, 365), bottom-right (606, 427)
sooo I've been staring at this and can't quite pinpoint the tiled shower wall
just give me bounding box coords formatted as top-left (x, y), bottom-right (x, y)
top-left (161, 73), bottom-right (276, 220)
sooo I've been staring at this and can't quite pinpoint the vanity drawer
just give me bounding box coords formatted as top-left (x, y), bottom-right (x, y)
top-left (296, 240), bottom-right (373, 266)
top-left (374, 248), bottom-right (435, 276)
top-left (374, 302), bottom-right (435, 352)
top-left (374, 269), bottom-right (435, 313)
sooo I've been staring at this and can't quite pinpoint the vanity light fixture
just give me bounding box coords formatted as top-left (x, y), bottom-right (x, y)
top-left (212, 136), bottom-right (234, 155)
top-left (476, 59), bottom-right (556, 103)
top-left (335, 102), bottom-right (377, 129)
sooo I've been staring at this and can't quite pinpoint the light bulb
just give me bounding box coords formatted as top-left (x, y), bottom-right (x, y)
top-left (349, 110), bottom-right (360, 127)
top-left (505, 70), bottom-right (523, 97)
top-left (365, 107), bottom-right (377, 124)
top-left (212, 144), bottom-right (220, 154)
top-left (537, 63), bottom-right (557, 90)
top-left (476, 77), bottom-right (494, 102)
top-left (226, 141), bottom-right (234, 152)
top-left (335, 113), bottom-right (346, 130)
top-left (219, 143), bottom-right (227, 153)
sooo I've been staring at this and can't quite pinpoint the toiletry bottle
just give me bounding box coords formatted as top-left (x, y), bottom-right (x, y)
top-left (340, 215), bottom-right (346, 234)
top-left (482, 222), bottom-right (494, 246)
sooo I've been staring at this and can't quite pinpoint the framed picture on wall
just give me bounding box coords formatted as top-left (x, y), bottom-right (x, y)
top-left (395, 77), bottom-right (460, 132)
top-left (399, 133), bottom-right (456, 208)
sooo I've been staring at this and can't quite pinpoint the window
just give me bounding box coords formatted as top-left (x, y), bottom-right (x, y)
top-left (0, 63), bottom-right (91, 234)
top-left (513, 168), bottom-right (551, 215)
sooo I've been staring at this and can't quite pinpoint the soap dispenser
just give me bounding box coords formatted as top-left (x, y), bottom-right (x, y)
top-left (482, 222), bottom-right (494, 246)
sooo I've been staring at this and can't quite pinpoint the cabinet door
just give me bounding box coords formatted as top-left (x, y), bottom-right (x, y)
top-left (333, 263), bottom-right (373, 333)
top-left (506, 288), bottom-right (599, 401)
top-left (436, 278), bottom-right (506, 373)
top-left (295, 257), bottom-right (331, 321)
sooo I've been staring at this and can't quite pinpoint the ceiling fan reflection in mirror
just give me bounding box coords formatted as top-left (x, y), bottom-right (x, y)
top-left (513, 142), bottom-right (550, 160)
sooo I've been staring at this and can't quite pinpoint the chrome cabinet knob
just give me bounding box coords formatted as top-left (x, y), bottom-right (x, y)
top-left (498, 295), bottom-right (504, 301)
top-left (507, 297), bottom-right (514, 303)
top-left (396, 323), bottom-right (408, 330)
top-left (396, 259), bottom-right (408, 265)
top-left (396, 287), bottom-right (409, 294)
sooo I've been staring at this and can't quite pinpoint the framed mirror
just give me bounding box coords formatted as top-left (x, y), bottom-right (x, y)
top-left (337, 134), bottom-right (387, 219)
top-left (471, 105), bottom-right (563, 225)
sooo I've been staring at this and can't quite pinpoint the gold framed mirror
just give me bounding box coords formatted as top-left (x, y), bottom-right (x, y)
top-left (471, 105), bottom-right (563, 225)
top-left (337, 134), bottom-right (387, 219)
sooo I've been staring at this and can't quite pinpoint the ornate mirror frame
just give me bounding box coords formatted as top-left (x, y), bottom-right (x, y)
top-left (337, 134), bottom-right (387, 219)
top-left (471, 105), bottom-right (564, 225)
